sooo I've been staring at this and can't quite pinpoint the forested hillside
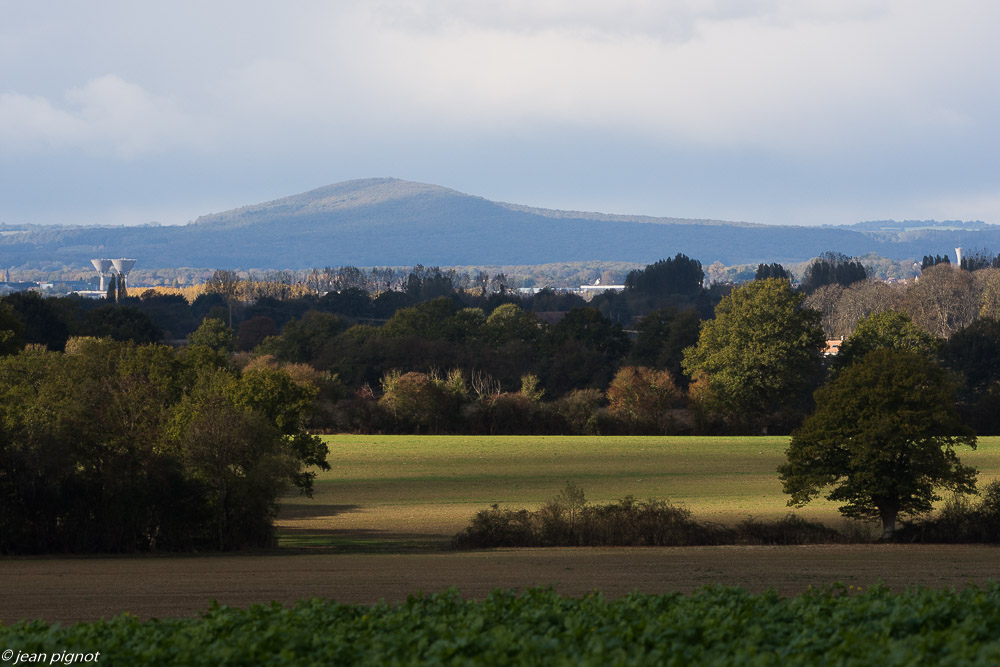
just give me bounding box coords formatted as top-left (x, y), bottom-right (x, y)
top-left (3, 178), bottom-right (999, 271)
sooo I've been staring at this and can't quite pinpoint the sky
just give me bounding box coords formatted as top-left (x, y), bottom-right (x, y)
top-left (2, 0), bottom-right (999, 228)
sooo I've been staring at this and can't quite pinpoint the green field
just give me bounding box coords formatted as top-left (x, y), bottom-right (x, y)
top-left (277, 435), bottom-right (1000, 549)
top-left (8, 585), bottom-right (1000, 665)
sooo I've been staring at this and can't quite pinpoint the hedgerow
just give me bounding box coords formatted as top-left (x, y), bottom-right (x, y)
top-left (452, 485), bottom-right (849, 549)
top-left (4, 585), bottom-right (1000, 665)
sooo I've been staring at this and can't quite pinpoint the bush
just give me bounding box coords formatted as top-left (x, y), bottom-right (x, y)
top-left (552, 389), bottom-right (604, 435)
top-left (734, 514), bottom-right (843, 545)
top-left (897, 481), bottom-right (1000, 543)
top-left (452, 485), bottom-right (860, 549)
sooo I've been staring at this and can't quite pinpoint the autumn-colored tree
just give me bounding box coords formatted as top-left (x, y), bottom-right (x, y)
top-left (606, 366), bottom-right (685, 434)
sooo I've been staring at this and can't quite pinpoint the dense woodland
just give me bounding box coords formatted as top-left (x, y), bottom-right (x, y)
top-left (6, 251), bottom-right (1000, 551)
top-left (5, 253), bottom-right (1000, 437)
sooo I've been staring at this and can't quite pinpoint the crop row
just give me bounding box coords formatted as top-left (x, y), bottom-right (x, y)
top-left (5, 585), bottom-right (1000, 665)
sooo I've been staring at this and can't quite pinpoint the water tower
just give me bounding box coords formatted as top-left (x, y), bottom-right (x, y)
top-left (956, 247), bottom-right (964, 268)
top-left (111, 258), bottom-right (137, 296)
top-left (90, 259), bottom-right (113, 291)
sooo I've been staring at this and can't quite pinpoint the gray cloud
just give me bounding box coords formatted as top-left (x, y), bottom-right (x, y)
top-left (1, 0), bottom-right (999, 228)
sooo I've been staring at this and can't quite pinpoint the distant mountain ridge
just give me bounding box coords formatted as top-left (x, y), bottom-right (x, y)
top-left (2, 178), bottom-right (999, 271)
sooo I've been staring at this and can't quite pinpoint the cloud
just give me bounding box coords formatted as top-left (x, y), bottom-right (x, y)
top-left (372, 0), bottom-right (889, 41)
top-left (0, 75), bottom-right (199, 158)
top-left (3, 1), bottom-right (1000, 227)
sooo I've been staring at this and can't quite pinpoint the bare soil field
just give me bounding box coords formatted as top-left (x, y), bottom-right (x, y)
top-left (7, 437), bottom-right (999, 626)
top-left (5, 545), bottom-right (1000, 624)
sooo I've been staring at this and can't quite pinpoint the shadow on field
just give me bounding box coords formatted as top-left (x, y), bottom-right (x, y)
top-left (277, 503), bottom-right (362, 520)
top-left (276, 526), bottom-right (451, 554)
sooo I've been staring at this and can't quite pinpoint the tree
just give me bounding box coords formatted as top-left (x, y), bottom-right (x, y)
top-left (187, 317), bottom-right (234, 353)
top-left (606, 366), bottom-right (685, 434)
top-left (779, 349), bottom-right (977, 539)
top-left (0, 304), bottom-right (24, 355)
top-left (833, 311), bottom-right (940, 372)
top-left (544, 308), bottom-right (630, 395)
top-left (960, 247), bottom-right (997, 272)
top-left (484, 303), bottom-right (540, 347)
top-left (106, 274), bottom-right (117, 302)
top-left (625, 254), bottom-right (704, 297)
top-left (268, 311), bottom-right (341, 363)
top-left (237, 316), bottom-right (279, 351)
top-left (755, 263), bottom-right (790, 281)
top-left (628, 308), bottom-right (701, 387)
top-left (941, 317), bottom-right (1000, 393)
top-left (682, 278), bottom-right (825, 432)
top-left (801, 252), bottom-right (868, 294)
top-left (940, 318), bottom-right (1000, 434)
top-left (379, 370), bottom-right (456, 433)
top-left (0, 291), bottom-right (71, 351)
top-left (79, 305), bottom-right (163, 344)
top-left (902, 263), bottom-right (978, 338)
top-left (826, 280), bottom-right (904, 339)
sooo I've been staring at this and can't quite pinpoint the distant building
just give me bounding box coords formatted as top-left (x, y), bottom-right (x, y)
top-left (579, 279), bottom-right (625, 294)
top-left (823, 339), bottom-right (844, 356)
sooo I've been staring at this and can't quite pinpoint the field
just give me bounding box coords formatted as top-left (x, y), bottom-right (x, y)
top-left (277, 434), bottom-right (1000, 550)
top-left (5, 435), bottom-right (1000, 626)
top-left (8, 585), bottom-right (1000, 664)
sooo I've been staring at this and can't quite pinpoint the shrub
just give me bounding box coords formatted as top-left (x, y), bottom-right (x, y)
top-left (897, 481), bottom-right (1000, 543)
top-left (606, 366), bottom-right (686, 434)
top-left (734, 514), bottom-right (843, 545)
top-left (552, 389), bottom-right (604, 435)
top-left (452, 485), bottom-right (857, 549)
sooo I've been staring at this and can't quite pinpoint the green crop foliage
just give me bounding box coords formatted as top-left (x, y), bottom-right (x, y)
top-left (4, 585), bottom-right (1000, 665)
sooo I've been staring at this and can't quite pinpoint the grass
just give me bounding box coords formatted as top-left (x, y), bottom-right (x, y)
top-left (277, 435), bottom-right (1000, 550)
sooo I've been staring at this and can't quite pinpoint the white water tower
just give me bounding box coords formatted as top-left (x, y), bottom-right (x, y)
top-left (956, 247), bottom-right (964, 268)
top-left (110, 258), bottom-right (137, 295)
top-left (111, 258), bottom-right (137, 278)
top-left (90, 258), bottom-right (113, 291)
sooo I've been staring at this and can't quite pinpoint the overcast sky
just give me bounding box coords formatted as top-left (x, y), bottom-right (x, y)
top-left (2, 1), bottom-right (998, 227)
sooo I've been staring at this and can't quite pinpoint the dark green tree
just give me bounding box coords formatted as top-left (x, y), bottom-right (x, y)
top-left (779, 348), bottom-right (977, 539)
top-left (833, 311), bottom-right (940, 372)
top-left (942, 318), bottom-right (1000, 394)
top-left (0, 303), bottom-right (24, 355)
top-left (624, 254), bottom-right (704, 297)
top-left (543, 308), bottom-right (630, 395)
top-left (754, 263), bottom-right (791, 281)
top-left (266, 311), bottom-right (341, 363)
top-left (0, 291), bottom-right (71, 351)
top-left (940, 318), bottom-right (1000, 434)
top-left (628, 307), bottom-right (701, 387)
top-left (801, 252), bottom-right (868, 293)
top-left (80, 305), bottom-right (162, 344)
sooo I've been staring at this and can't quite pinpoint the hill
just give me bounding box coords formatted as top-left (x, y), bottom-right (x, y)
top-left (2, 178), bottom-right (999, 271)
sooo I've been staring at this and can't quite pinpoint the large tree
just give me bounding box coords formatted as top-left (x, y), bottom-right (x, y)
top-left (682, 278), bottom-right (825, 432)
top-left (779, 348), bottom-right (977, 539)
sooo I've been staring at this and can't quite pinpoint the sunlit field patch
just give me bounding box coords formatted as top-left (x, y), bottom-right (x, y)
top-left (277, 435), bottom-right (1000, 549)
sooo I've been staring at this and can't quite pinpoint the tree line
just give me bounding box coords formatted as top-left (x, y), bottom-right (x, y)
top-left (0, 336), bottom-right (326, 554)
top-left (4, 250), bottom-right (1000, 549)
top-left (6, 253), bottom-right (1000, 438)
